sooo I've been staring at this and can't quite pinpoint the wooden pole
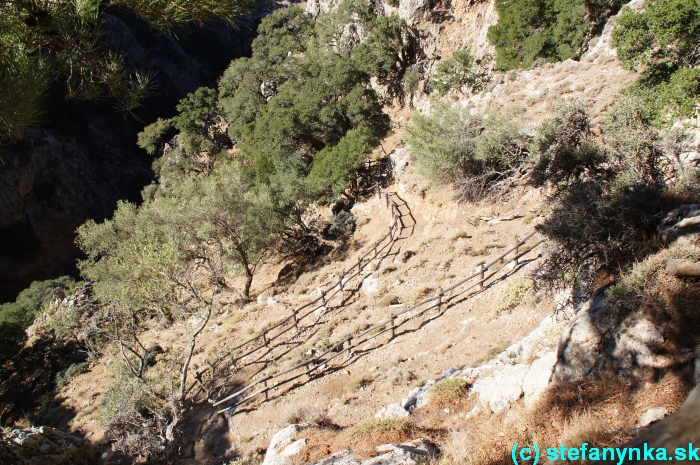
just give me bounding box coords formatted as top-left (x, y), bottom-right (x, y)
top-left (357, 256), bottom-right (362, 274)
top-left (390, 315), bottom-right (395, 339)
top-left (667, 259), bottom-right (700, 278)
top-left (479, 264), bottom-right (485, 289)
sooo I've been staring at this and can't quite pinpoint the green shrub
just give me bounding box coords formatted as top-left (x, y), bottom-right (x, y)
top-left (612, 0), bottom-right (700, 120)
top-left (530, 104), bottom-right (607, 187)
top-left (137, 118), bottom-right (172, 156)
top-left (533, 100), bottom-right (699, 286)
top-left (487, 0), bottom-right (622, 70)
top-left (0, 276), bottom-right (77, 364)
top-left (431, 50), bottom-right (491, 96)
top-left (406, 104), bottom-right (529, 201)
top-left (56, 362), bottom-right (89, 389)
top-left (429, 378), bottom-right (468, 399)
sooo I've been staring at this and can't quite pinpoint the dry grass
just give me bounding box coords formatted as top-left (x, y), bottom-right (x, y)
top-left (406, 286), bottom-right (435, 306)
top-left (281, 403), bottom-right (329, 425)
top-left (377, 294), bottom-right (402, 307)
top-left (492, 277), bottom-right (534, 315)
top-left (473, 340), bottom-right (509, 365)
top-left (295, 419), bottom-right (422, 464)
top-left (429, 378), bottom-right (468, 402)
top-left (439, 371), bottom-right (691, 465)
top-left (346, 373), bottom-right (374, 393)
top-left (344, 418), bottom-right (414, 437)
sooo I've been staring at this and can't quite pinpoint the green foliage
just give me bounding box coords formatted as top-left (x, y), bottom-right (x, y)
top-left (530, 104), bottom-right (607, 187)
top-left (137, 118), bottom-right (173, 156)
top-left (0, 0), bottom-right (256, 141)
top-left (56, 362), bottom-right (89, 389)
top-left (0, 276), bottom-right (77, 364)
top-left (405, 103), bottom-right (529, 201)
top-left (613, 0), bottom-right (700, 119)
top-left (212, 4), bottom-right (394, 199)
top-left (533, 100), bottom-right (699, 285)
top-left (326, 210), bottom-right (357, 239)
top-left (431, 50), bottom-right (491, 96)
top-left (353, 15), bottom-right (418, 99)
top-left (308, 127), bottom-right (380, 199)
top-left (487, 0), bottom-right (621, 70)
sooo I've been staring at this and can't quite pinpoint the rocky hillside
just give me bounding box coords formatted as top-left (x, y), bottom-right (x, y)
top-left (1, 0), bottom-right (698, 463)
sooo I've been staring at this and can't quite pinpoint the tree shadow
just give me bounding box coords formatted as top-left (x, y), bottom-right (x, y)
top-left (0, 333), bottom-right (86, 429)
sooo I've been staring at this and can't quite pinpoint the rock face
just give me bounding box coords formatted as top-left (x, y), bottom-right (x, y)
top-left (399, 295), bottom-right (576, 415)
top-left (0, 12), bottom-right (260, 302)
top-left (310, 439), bottom-right (437, 465)
top-left (0, 426), bottom-right (92, 465)
top-left (552, 294), bottom-right (609, 381)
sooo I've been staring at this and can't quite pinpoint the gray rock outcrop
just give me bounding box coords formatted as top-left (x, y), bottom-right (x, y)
top-left (0, 426), bottom-right (92, 465)
top-left (311, 439), bottom-right (436, 465)
top-left (658, 204), bottom-right (700, 247)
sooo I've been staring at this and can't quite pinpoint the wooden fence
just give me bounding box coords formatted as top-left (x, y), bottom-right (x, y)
top-left (212, 221), bottom-right (543, 414)
top-left (205, 184), bottom-right (413, 400)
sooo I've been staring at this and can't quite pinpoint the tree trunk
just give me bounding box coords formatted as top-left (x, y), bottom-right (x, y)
top-left (243, 267), bottom-right (253, 299)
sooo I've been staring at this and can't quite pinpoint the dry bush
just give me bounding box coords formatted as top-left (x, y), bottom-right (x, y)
top-left (492, 277), bottom-right (534, 315)
top-left (281, 403), bottom-right (329, 425)
top-left (377, 294), bottom-right (402, 307)
top-left (344, 418), bottom-right (414, 437)
top-left (450, 230), bottom-right (469, 241)
top-left (464, 243), bottom-right (504, 256)
top-left (407, 286), bottom-right (435, 305)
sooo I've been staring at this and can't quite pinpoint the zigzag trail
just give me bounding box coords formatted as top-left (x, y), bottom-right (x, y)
top-left (206, 176), bottom-right (544, 416)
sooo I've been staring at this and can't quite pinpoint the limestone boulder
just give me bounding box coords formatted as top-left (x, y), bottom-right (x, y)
top-left (262, 424), bottom-right (311, 465)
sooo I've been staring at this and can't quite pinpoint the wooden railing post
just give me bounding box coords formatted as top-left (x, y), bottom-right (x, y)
top-left (262, 332), bottom-right (267, 347)
top-left (321, 289), bottom-right (327, 306)
top-left (292, 309), bottom-right (298, 331)
top-left (357, 256), bottom-right (362, 275)
top-left (389, 315), bottom-right (395, 339)
top-left (339, 277), bottom-right (344, 291)
top-left (479, 264), bottom-right (485, 289)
